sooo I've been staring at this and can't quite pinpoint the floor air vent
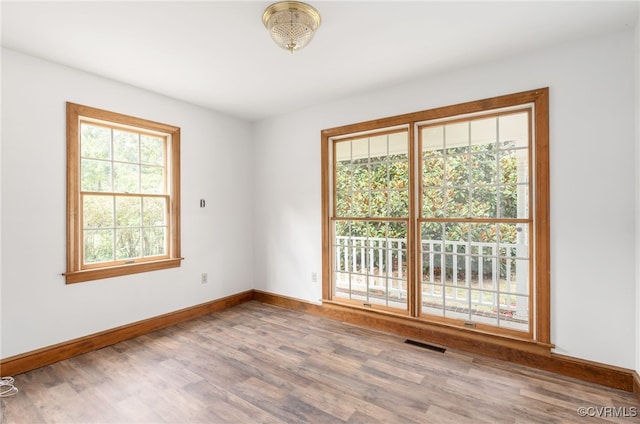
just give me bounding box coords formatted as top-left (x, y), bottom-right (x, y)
top-left (404, 339), bottom-right (446, 353)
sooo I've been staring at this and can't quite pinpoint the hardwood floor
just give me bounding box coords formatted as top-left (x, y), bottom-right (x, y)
top-left (1, 301), bottom-right (638, 423)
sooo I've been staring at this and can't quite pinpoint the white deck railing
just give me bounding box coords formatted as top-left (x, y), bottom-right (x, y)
top-left (334, 236), bottom-right (528, 317)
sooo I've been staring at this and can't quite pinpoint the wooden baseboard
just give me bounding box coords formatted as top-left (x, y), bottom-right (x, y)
top-left (547, 354), bottom-right (635, 393)
top-left (253, 290), bottom-right (636, 393)
top-left (2, 288), bottom-right (636, 395)
top-left (0, 290), bottom-right (253, 376)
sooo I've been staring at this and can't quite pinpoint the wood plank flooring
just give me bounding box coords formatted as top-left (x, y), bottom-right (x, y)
top-left (1, 301), bottom-right (638, 423)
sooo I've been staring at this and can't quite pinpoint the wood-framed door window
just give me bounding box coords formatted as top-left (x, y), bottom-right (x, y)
top-left (322, 88), bottom-right (549, 343)
top-left (330, 128), bottom-right (413, 314)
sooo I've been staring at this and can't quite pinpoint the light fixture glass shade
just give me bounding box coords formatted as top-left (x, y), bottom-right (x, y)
top-left (262, 1), bottom-right (321, 53)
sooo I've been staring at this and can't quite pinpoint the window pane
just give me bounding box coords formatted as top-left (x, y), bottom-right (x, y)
top-left (420, 221), bottom-right (445, 314)
top-left (445, 187), bottom-right (469, 216)
top-left (141, 165), bottom-right (164, 194)
top-left (498, 184), bottom-right (528, 218)
top-left (352, 163), bottom-right (369, 190)
top-left (335, 160), bottom-right (352, 217)
top-left (335, 220), bottom-right (351, 237)
top-left (444, 122), bottom-right (468, 155)
top-left (422, 125), bottom-right (444, 152)
top-left (444, 222), bottom-right (468, 245)
top-left (423, 153), bottom-right (444, 187)
top-left (81, 124), bottom-right (111, 160)
top-left (370, 191), bottom-right (387, 216)
top-left (388, 189), bottom-right (408, 217)
top-left (113, 163), bottom-right (140, 193)
top-left (351, 138), bottom-right (368, 162)
top-left (499, 149), bottom-right (528, 184)
top-left (470, 117), bottom-right (497, 150)
top-left (422, 281), bottom-right (445, 316)
top-left (143, 227), bottom-right (166, 256)
top-left (143, 197), bottom-right (166, 227)
top-left (388, 221), bottom-right (406, 240)
top-left (499, 223), bottom-right (528, 258)
top-left (421, 222), bottom-right (444, 243)
top-left (335, 161), bottom-right (351, 189)
top-left (473, 256), bottom-right (498, 290)
top-left (499, 112), bottom-right (529, 149)
top-left (336, 191), bottom-right (351, 217)
top-left (445, 154), bottom-right (469, 186)
top-left (370, 162), bottom-right (388, 190)
top-left (469, 223), bottom-right (497, 248)
top-left (369, 134), bottom-right (387, 161)
top-left (350, 219), bottom-right (369, 239)
top-left (116, 228), bottom-right (141, 260)
top-left (116, 196), bottom-right (141, 227)
top-left (335, 140), bottom-right (351, 163)
top-left (351, 191), bottom-right (369, 217)
top-left (422, 188), bottom-right (444, 218)
top-left (389, 160), bottom-right (409, 190)
top-left (81, 159), bottom-right (112, 192)
top-left (83, 195), bottom-right (114, 229)
top-left (499, 294), bottom-right (528, 331)
top-left (140, 135), bottom-right (164, 165)
top-left (471, 186), bottom-right (497, 218)
top-left (113, 130), bottom-right (139, 163)
top-left (470, 152), bottom-right (497, 185)
top-left (471, 290), bottom-right (499, 326)
top-left (388, 132), bottom-right (408, 158)
top-left (84, 229), bottom-right (114, 264)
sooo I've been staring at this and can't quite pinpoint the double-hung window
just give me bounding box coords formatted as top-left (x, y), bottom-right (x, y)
top-left (331, 129), bottom-right (411, 312)
top-left (322, 88), bottom-right (549, 343)
top-left (66, 103), bottom-right (181, 283)
top-left (418, 109), bottom-right (533, 335)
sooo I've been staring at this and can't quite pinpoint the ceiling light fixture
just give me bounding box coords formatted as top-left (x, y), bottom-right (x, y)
top-left (262, 1), bottom-right (321, 54)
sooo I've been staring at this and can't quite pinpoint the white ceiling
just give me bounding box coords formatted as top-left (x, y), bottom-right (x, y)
top-left (2, 1), bottom-right (638, 122)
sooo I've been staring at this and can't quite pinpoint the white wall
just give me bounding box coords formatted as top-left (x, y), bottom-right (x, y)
top-left (0, 48), bottom-right (254, 359)
top-left (253, 29), bottom-right (637, 369)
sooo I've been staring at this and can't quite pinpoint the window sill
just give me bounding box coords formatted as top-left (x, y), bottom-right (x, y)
top-left (65, 258), bottom-right (183, 284)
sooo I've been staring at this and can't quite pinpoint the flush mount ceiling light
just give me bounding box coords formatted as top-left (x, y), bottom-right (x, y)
top-left (262, 1), bottom-right (321, 53)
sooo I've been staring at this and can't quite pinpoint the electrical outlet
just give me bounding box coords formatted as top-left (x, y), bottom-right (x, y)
top-left (201, 273), bottom-right (208, 284)
top-left (311, 272), bottom-right (317, 283)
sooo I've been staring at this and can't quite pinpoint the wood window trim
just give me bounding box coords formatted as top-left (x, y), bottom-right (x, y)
top-left (65, 102), bottom-right (182, 284)
top-left (321, 88), bottom-right (551, 347)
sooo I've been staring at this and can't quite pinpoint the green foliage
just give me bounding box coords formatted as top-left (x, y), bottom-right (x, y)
top-left (335, 138), bottom-right (527, 243)
top-left (336, 155), bottom-right (409, 220)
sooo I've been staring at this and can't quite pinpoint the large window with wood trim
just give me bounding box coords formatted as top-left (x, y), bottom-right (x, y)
top-left (66, 103), bottom-right (181, 284)
top-left (322, 88), bottom-right (549, 342)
